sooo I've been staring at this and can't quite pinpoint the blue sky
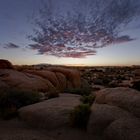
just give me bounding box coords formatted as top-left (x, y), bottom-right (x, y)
top-left (0, 0), bottom-right (140, 66)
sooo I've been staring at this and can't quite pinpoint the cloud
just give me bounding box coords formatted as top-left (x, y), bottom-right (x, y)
top-left (29, 34), bottom-right (134, 58)
top-left (4, 43), bottom-right (20, 49)
top-left (28, 0), bottom-right (140, 58)
top-left (29, 43), bottom-right (97, 58)
top-left (113, 35), bottom-right (134, 44)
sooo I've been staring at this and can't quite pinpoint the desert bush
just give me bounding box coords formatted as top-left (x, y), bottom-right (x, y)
top-left (0, 88), bottom-right (41, 119)
top-left (65, 80), bottom-right (90, 94)
top-left (80, 95), bottom-right (95, 105)
top-left (65, 78), bottom-right (92, 95)
top-left (69, 104), bottom-right (91, 129)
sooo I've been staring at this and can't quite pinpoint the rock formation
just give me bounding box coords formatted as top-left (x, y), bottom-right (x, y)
top-left (0, 59), bottom-right (13, 69)
top-left (19, 94), bottom-right (81, 129)
top-left (87, 87), bottom-right (140, 140)
top-left (0, 60), bottom-right (82, 93)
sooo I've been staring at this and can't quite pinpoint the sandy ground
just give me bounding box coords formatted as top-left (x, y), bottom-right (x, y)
top-left (0, 118), bottom-right (102, 140)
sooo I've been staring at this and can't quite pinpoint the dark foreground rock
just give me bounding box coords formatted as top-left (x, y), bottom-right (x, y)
top-left (104, 118), bottom-right (140, 140)
top-left (0, 59), bottom-right (13, 69)
top-left (19, 94), bottom-right (81, 129)
top-left (87, 87), bottom-right (140, 140)
top-left (87, 104), bottom-right (132, 135)
top-left (0, 118), bottom-right (101, 140)
top-left (18, 87), bottom-right (140, 140)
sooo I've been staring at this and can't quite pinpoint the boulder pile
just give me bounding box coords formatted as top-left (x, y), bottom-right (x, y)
top-left (0, 60), bottom-right (81, 93)
top-left (87, 87), bottom-right (140, 140)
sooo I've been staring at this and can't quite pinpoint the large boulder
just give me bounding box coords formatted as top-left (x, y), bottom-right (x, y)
top-left (95, 87), bottom-right (140, 118)
top-left (55, 72), bottom-right (67, 91)
top-left (104, 118), bottom-right (140, 140)
top-left (47, 67), bottom-right (81, 88)
top-left (87, 104), bottom-right (132, 135)
top-left (19, 94), bottom-right (81, 130)
top-left (0, 69), bottom-right (56, 92)
top-left (24, 67), bottom-right (81, 92)
top-left (24, 70), bottom-right (61, 90)
top-left (0, 61), bottom-right (82, 93)
top-left (0, 59), bottom-right (13, 69)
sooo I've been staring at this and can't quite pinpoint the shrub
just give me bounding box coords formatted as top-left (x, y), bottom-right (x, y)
top-left (0, 88), bottom-right (41, 119)
top-left (64, 79), bottom-right (92, 96)
top-left (80, 95), bottom-right (95, 105)
top-left (69, 104), bottom-right (91, 129)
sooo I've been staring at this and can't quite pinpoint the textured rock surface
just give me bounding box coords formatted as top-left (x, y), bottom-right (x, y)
top-left (55, 72), bottom-right (67, 91)
top-left (86, 87), bottom-right (140, 140)
top-left (104, 118), bottom-right (140, 140)
top-left (24, 70), bottom-right (59, 87)
top-left (24, 68), bottom-right (81, 92)
top-left (0, 118), bottom-right (55, 140)
top-left (47, 67), bottom-right (81, 88)
top-left (0, 61), bottom-right (82, 93)
top-left (87, 104), bottom-right (132, 135)
top-left (95, 87), bottom-right (140, 117)
top-left (19, 94), bottom-right (81, 129)
top-left (0, 59), bottom-right (13, 69)
top-left (0, 69), bottom-right (55, 92)
top-left (0, 118), bottom-right (101, 140)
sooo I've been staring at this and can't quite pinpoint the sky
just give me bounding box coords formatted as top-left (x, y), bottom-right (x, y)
top-left (0, 0), bottom-right (140, 66)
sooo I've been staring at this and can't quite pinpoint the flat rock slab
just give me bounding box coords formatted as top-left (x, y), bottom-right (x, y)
top-left (0, 118), bottom-right (54, 140)
top-left (0, 118), bottom-right (101, 140)
top-left (19, 94), bottom-right (81, 130)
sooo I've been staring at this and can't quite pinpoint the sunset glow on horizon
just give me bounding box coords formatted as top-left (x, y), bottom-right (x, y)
top-left (0, 0), bottom-right (140, 66)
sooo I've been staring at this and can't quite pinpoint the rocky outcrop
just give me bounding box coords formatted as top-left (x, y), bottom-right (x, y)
top-left (95, 87), bottom-right (140, 118)
top-left (47, 67), bottom-right (81, 88)
top-left (23, 67), bottom-right (81, 92)
top-left (19, 94), bottom-right (81, 129)
top-left (0, 69), bottom-right (55, 92)
top-left (87, 87), bottom-right (140, 140)
top-left (55, 72), bottom-right (67, 91)
top-left (0, 60), bottom-right (82, 93)
top-left (0, 59), bottom-right (13, 69)
top-left (87, 104), bottom-right (132, 135)
top-left (18, 87), bottom-right (140, 140)
top-left (24, 70), bottom-right (59, 87)
top-left (104, 118), bottom-right (140, 140)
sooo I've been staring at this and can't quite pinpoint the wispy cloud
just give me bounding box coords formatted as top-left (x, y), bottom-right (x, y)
top-left (29, 43), bottom-right (97, 58)
top-left (29, 34), bottom-right (134, 58)
top-left (113, 35), bottom-right (134, 44)
top-left (28, 0), bottom-right (139, 58)
top-left (4, 43), bottom-right (20, 49)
